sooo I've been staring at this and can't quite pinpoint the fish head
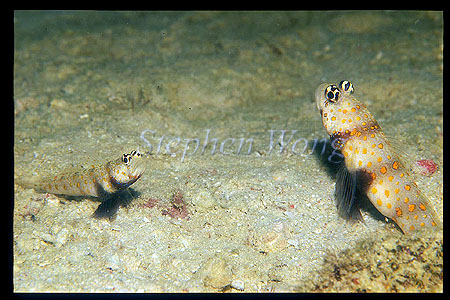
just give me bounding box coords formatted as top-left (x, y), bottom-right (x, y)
top-left (110, 149), bottom-right (146, 189)
top-left (315, 80), bottom-right (366, 136)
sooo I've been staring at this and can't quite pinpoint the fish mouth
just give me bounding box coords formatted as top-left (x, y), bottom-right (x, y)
top-left (131, 161), bottom-right (146, 178)
top-left (118, 165), bottom-right (145, 189)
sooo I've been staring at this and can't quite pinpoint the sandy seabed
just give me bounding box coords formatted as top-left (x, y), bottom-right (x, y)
top-left (14, 11), bottom-right (442, 292)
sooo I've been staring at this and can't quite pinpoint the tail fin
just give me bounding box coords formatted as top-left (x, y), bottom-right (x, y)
top-left (15, 176), bottom-right (42, 191)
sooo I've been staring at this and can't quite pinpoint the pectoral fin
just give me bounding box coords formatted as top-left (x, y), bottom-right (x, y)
top-left (335, 164), bottom-right (362, 221)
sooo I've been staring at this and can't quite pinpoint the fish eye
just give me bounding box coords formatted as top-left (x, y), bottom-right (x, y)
top-left (339, 80), bottom-right (354, 94)
top-left (325, 85), bottom-right (340, 103)
top-left (122, 154), bottom-right (130, 164)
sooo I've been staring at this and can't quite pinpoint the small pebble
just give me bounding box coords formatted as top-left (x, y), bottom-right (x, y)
top-left (35, 231), bottom-right (56, 245)
top-left (199, 253), bottom-right (232, 288)
top-left (287, 239), bottom-right (299, 248)
top-left (106, 252), bottom-right (122, 271)
top-left (55, 228), bottom-right (69, 248)
top-left (231, 279), bottom-right (245, 291)
top-left (50, 99), bottom-right (68, 110)
top-left (191, 188), bottom-right (216, 211)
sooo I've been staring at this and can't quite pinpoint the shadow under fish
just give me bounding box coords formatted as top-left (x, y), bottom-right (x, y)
top-left (57, 188), bottom-right (141, 220)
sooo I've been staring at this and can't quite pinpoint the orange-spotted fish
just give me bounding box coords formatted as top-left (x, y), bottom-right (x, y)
top-left (17, 150), bottom-right (146, 218)
top-left (315, 80), bottom-right (441, 234)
